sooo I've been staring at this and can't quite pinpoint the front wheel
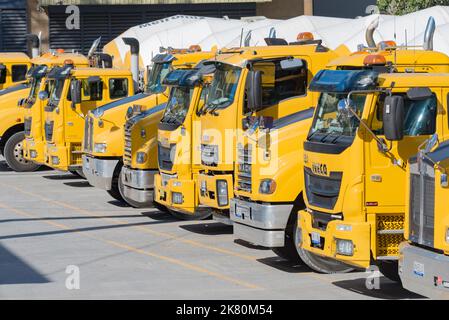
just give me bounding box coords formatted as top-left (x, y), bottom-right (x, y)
top-left (378, 260), bottom-right (401, 282)
top-left (271, 216), bottom-right (302, 262)
top-left (4, 132), bottom-right (40, 172)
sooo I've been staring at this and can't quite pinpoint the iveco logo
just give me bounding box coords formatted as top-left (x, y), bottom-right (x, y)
top-left (312, 163), bottom-right (328, 176)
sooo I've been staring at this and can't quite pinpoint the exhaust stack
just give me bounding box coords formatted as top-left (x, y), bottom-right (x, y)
top-left (26, 34), bottom-right (40, 58)
top-left (122, 37), bottom-right (140, 93)
top-left (423, 17), bottom-right (436, 51)
top-left (365, 17), bottom-right (379, 48)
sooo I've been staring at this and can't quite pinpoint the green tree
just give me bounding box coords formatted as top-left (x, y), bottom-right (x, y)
top-left (377, 0), bottom-right (449, 15)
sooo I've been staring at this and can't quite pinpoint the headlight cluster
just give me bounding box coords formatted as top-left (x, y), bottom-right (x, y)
top-left (216, 180), bottom-right (228, 206)
top-left (94, 143), bottom-right (107, 153)
top-left (259, 179), bottom-right (276, 194)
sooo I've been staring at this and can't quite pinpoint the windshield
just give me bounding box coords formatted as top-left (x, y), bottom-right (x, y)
top-left (47, 79), bottom-right (65, 109)
top-left (160, 87), bottom-right (193, 125)
top-left (309, 92), bottom-right (367, 139)
top-left (27, 77), bottom-right (43, 102)
top-left (146, 62), bottom-right (171, 94)
top-left (201, 64), bottom-right (241, 114)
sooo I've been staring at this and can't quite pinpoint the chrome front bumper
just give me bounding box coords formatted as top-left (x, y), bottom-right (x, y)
top-left (82, 155), bottom-right (119, 190)
top-left (399, 242), bottom-right (449, 299)
top-left (230, 198), bottom-right (293, 247)
top-left (121, 166), bottom-right (157, 204)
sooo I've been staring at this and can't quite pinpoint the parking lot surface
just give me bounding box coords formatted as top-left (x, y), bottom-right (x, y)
top-left (0, 158), bottom-right (423, 300)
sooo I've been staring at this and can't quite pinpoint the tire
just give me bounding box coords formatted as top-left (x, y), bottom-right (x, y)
top-left (271, 216), bottom-right (302, 262)
top-left (107, 170), bottom-right (125, 202)
top-left (168, 207), bottom-right (212, 221)
top-left (4, 132), bottom-right (40, 172)
top-left (378, 260), bottom-right (401, 282)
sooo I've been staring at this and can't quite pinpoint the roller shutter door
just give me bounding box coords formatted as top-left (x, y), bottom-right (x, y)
top-left (0, 8), bottom-right (28, 52)
top-left (48, 3), bottom-right (256, 55)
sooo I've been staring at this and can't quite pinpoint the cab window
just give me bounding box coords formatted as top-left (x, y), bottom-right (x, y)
top-left (109, 78), bottom-right (128, 99)
top-left (373, 93), bottom-right (437, 136)
top-left (12, 65), bottom-right (28, 82)
top-left (0, 65), bottom-right (6, 84)
top-left (81, 79), bottom-right (103, 101)
top-left (251, 58), bottom-right (307, 110)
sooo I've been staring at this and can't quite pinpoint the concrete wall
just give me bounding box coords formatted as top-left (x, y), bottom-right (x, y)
top-left (27, 0), bottom-right (50, 52)
top-left (256, 0), bottom-right (306, 19)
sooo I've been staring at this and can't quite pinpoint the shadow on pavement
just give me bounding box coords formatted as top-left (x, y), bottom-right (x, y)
top-left (141, 211), bottom-right (178, 222)
top-left (63, 181), bottom-right (94, 188)
top-left (0, 221), bottom-right (170, 241)
top-left (42, 174), bottom-right (81, 180)
top-left (257, 256), bottom-right (311, 273)
top-left (179, 222), bottom-right (233, 236)
top-left (234, 239), bottom-right (270, 251)
top-left (107, 200), bottom-right (130, 208)
top-left (332, 277), bottom-right (425, 299)
top-left (0, 214), bottom-right (146, 224)
top-left (0, 160), bottom-right (12, 172)
top-left (0, 243), bottom-right (50, 285)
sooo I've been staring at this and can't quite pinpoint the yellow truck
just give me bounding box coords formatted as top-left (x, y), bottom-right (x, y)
top-left (83, 45), bottom-right (212, 205)
top-left (153, 63), bottom-right (215, 219)
top-left (195, 36), bottom-right (338, 227)
top-left (297, 62), bottom-right (449, 277)
top-left (399, 132), bottom-right (449, 298)
top-left (22, 52), bottom-right (89, 168)
top-left (0, 53), bottom-right (30, 91)
top-left (43, 64), bottom-right (134, 175)
top-left (118, 49), bottom-right (215, 207)
top-left (231, 20), bottom-right (449, 270)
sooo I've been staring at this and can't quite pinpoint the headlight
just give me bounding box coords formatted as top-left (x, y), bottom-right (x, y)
top-left (51, 156), bottom-right (60, 165)
top-left (446, 228), bottom-right (449, 244)
top-left (216, 180), bottom-right (228, 206)
top-left (94, 143), bottom-right (107, 153)
top-left (136, 152), bottom-right (147, 164)
top-left (336, 239), bottom-right (354, 256)
top-left (259, 179), bottom-right (276, 194)
top-left (172, 192), bottom-right (183, 204)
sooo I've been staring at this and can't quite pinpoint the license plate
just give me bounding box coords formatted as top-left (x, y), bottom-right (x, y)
top-left (235, 205), bottom-right (250, 219)
top-left (413, 261), bottom-right (425, 277)
top-left (311, 232), bottom-right (321, 245)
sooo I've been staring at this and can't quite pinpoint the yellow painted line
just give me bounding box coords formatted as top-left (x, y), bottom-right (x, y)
top-left (4, 184), bottom-right (259, 261)
top-left (0, 200), bottom-right (262, 290)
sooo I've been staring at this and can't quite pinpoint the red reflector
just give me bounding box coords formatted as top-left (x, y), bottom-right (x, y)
top-left (366, 202), bottom-right (378, 207)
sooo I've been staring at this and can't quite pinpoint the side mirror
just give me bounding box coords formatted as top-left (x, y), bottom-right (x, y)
top-left (259, 116), bottom-right (274, 130)
top-left (424, 133), bottom-right (439, 153)
top-left (38, 91), bottom-right (48, 101)
top-left (70, 80), bottom-right (82, 108)
top-left (246, 70), bottom-right (263, 112)
top-left (280, 58), bottom-right (304, 70)
top-left (383, 95), bottom-right (404, 141)
top-left (337, 98), bottom-right (353, 118)
top-left (17, 98), bottom-right (26, 107)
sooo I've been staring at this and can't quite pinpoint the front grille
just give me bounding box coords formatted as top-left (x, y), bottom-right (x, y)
top-left (84, 116), bottom-right (94, 153)
top-left (236, 143), bottom-right (252, 192)
top-left (123, 121), bottom-right (132, 166)
top-left (158, 142), bottom-right (175, 171)
top-left (376, 214), bottom-right (405, 257)
top-left (71, 143), bottom-right (83, 165)
top-left (24, 117), bottom-right (32, 136)
top-left (201, 144), bottom-right (219, 167)
top-left (304, 167), bottom-right (342, 210)
top-left (409, 160), bottom-right (435, 247)
top-left (44, 121), bottom-right (54, 142)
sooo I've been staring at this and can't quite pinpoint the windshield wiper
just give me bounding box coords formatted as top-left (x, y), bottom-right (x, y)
top-left (207, 97), bottom-right (230, 115)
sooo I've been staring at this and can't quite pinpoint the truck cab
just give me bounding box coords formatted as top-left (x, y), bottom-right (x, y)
top-left (118, 49), bottom-right (215, 208)
top-left (298, 70), bottom-right (449, 278)
top-left (43, 66), bottom-right (134, 174)
top-left (399, 131), bottom-right (449, 298)
top-left (22, 53), bottom-right (89, 167)
top-left (0, 53), bottom-right (30, 90)
top-left (197, 38), bottom-right (337, 226)
top-left (153, 63), bottom-right (215, 218)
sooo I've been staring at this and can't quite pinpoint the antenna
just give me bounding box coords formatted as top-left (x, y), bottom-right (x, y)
top-left (268, 27), bottom-right (276, 39)
top-left (88, 36), bottom-right (102, 58)
top-left (244, 31), bottom-right (252, 47)
top-left (239, 28), bottom-right (244, 47)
